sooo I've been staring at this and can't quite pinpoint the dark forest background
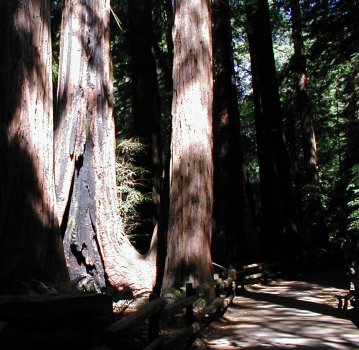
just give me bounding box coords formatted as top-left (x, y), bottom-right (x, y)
top-left (50, 0), bottom-right (358, 267)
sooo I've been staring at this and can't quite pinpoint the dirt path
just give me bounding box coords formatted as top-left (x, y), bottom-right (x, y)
top-left (192, 269), bottom-right (359, 349)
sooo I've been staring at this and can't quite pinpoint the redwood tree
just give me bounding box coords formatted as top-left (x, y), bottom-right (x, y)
top-left (212, 0), bottom-right (250, 264)
top-left (161, 0), bottom-right (214, 299)
top-left (128, 0), bottom-right (170, 294)
top-left (290, 0), bottom-right (327, 248)
top-left (245, 0), bottom-right (299, 261)
top-left (55, 0), bottom-right (156, 295)
top-left (129, 0), bottom-right (162, 237)
top-left (290, 0), bottom-right (318, 184)
top-left (0, 0), bottom-right (69, 291)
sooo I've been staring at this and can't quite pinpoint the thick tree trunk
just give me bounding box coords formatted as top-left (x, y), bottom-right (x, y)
top-left (162, 0), bottom-right (214, 300)
top-left (0, 0), bottom-right (69, 291)
top-left (245, 0), bottom-right (299, 262)
top-left (55, 0), bottom-right (155, 295)
top-left (212, 0), bottom-right (248, 264)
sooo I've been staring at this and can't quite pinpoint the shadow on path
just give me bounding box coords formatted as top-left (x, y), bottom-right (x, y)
top-left (241, 289), bottom-right (351, 321)
top-left (192, 271), bottom-right (359, 349)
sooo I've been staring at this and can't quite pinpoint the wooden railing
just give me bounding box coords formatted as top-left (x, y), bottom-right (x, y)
top-left (101, 267), bottom-right (238, 350)
top-left (214, 261), bottom-right (281, 293)
top-left (0, 262), bottom-right (281, 349)
top-left (101, 261), bottom-right (281, 349)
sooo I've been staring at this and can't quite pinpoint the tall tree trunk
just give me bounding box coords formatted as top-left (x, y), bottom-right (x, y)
top-left (290, 0), bottom-right (318, 184)
top-left (162, 0), bottom-right (214, 299)
top-left (129, 0), bottom-right (162, 242)
top-left (55, 0), bottom-right (155, 295)
top-left (128, 0), bottom-right (169, 294)
top-left (245, 0), bottom-right (299, 262)
top-left (291, 0), bottom-right (328, 248)
top-left (212, 0), bottom-right (248, 264)
top-left (0, 0), bottom-right (69, 291)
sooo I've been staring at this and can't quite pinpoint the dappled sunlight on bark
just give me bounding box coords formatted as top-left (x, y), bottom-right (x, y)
top-left (162, 0), bottom-right (214, 298)
top-left (54, 0), bottom-right (156, 295)
top-left (0, 0), bottom-right (69, 288)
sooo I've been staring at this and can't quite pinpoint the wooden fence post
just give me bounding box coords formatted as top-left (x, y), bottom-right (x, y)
top-left (186, 283), bottom-right (194, 326)
top-left (148, 293), bottom-right (160, 343)
top-left (228, 267), bottom-right (237, 297)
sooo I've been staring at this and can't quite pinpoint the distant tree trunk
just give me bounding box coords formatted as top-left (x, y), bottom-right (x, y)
top-left (162, 0), bottom-right (214, 299)
top-left (129, 0), bottom-right (162, 233)
top-left (55, 0), bottom-right (156, 295)
top-left (0, 0), bottom-right (69, 291)
top-left (245, 0), bottom-right (299, 262)
top-left (128, 0), bottom-right (169, 294)
top-left (212, 0), bottom-right (248, 264)
top-left (151, 0), bottom-right (174, 294)
top-left (290, 0), bottom-right (318, 184)
top-left (290, 0), bottom-right (328, 248)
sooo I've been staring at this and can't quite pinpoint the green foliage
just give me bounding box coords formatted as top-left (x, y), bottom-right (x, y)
top-left (50, 1), bottom-right (63, 91)
top-left (162, 286), bottom-right (210, 308)
top-left (48, 0), bottom-right (358, 263)
top-left (116, 137), bottom-right (151, 236)
top-left (270, 1), bottom-right (293, 72)
top-left (21, 279), bottom-right (77, 295)
top-left (347, 164), bottom-right (359, 233)
top-left (110, 1), bottom-right (133, 137)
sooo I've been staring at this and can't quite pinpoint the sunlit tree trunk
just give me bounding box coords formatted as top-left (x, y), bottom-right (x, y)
top-left (161, 0), bottom-right (214, 300)
top-left (0, 0), bottom-right (69, 291)
top-left (245, 0), bottom-right (299, 262)
top-left (55, 0), bottom-right (155, 295)
top-left (212, 0), bottom-right (248, 264)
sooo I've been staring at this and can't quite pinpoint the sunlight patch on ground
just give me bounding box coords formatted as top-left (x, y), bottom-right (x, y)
top-left (193, 274), bottom-right (359, 349)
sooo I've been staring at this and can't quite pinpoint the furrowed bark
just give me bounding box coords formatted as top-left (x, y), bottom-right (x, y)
top-left (162, 0), bottom-right (214, 300)
top-left (0, 0), bottom-right (69, 290)
top-left (55, 0), bottom-right (155, 295)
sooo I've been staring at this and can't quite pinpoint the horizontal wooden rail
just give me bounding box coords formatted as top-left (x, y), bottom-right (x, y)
top-left (0, 262), bottom-right (282, 349)
top-left (201, 297), bottom-right (225, 316)
top-left (105, 297), bottom-right (166, 344)
top-left (236, 262), bottom-right (277, 288)
top-left (161, 294), bottom-right (198, 321)
top-left (212, 262), bottom-right (228, 271)
top-left (160, 322), bottom-right (201, 350)
top-left (104, 265), bottom-right (239, 349)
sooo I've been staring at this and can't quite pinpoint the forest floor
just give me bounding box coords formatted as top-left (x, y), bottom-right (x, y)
top-left (190, 268), bottom-right (359, 349)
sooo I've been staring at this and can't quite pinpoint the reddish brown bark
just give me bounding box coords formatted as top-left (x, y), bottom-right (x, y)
top-left (55, 0), bottom-right (156, 295)
top-left (212, 0), bottom-right (251, 264)
top-left (290, 0), bottom-right (318, 184)
top-left (162, 0), bottom-right (214, 299)
top-left (245, 0), bottom-right (299, 261)
top-left (0, 0), bottom-right (69, 290)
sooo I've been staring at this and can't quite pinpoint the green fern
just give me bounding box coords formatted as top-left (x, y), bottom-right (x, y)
top-left (116, 137), bottom-right (151, 236)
